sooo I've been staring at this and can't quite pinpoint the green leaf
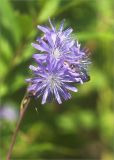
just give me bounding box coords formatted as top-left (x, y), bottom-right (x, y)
top-left (38, 0), bottom-right (61, 23)
top-left (16, 13), bottom-right (33, 38)
top-left (0, 59), bottom-right (8, 78)
top-left (0, 0), bottom-right (21, 45)
top-left (0, 36), bottom-right (13, 61)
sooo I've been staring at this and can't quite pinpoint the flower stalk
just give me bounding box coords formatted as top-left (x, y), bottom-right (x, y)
top-left (6, 92), bottom-right (31, 160)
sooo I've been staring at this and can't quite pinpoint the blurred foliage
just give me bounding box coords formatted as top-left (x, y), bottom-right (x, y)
top-left (0, 0), bottom-right (113, 159)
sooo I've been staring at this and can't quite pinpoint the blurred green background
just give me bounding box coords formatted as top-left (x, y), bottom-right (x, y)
top-left (0, 0), bottom-right (113, 159)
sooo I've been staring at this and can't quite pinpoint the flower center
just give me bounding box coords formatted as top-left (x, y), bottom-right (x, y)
top-left (53, 48), bottom-right (61, 59)
top-left (47, 74), bottom-right (61, 90)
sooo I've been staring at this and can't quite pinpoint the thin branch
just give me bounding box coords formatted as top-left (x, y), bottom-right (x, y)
top-left (6, 92), bottom-right (31, 160)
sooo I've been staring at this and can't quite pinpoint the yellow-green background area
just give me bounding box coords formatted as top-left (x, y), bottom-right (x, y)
top-left (0, 0), bottom-right (113, 159)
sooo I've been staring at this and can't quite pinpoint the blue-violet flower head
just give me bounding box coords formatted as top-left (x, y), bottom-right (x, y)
top-left (26, 56), bottom-right (78, 104)
top-left (26, 19), bottom-right (90, 104)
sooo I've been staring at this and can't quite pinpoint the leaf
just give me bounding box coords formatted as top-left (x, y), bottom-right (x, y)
top-left (0, 36), bottom-right (13, 61)
top-left (11, 74), bottom-right (26, 92)
top-left (0, 0), bottom-right (21, 45)
top-left (38, 0), bottom-right (61, 23)
top-left (0, 59), bottom-right (8, 78)
top-left (16, 13), bottom-right (33, 38)
top-left (0, 83), bottom-right (8, 97)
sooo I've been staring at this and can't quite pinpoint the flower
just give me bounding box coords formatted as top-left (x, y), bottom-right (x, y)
top-left (26, 56), bottom-right (78, 104)
top-left (27, 19), bottom-right (90, 104)
top-left (32, 19), bottom-right (76, 62)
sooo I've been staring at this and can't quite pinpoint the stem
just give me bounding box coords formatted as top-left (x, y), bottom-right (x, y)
top-left (6, 92), bottom-right (31, 160)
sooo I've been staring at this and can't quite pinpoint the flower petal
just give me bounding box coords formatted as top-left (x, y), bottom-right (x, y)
top-left (64, 84), bottom-right (78, 92)
top-left (32, 43), bottom-right (46, 52)
top-left (63, 28), bottom-right (73, 36)
top-left (37, 25), bottom-right (50, 33)
top-left (29, 65), bottom-right (37, 71)
top-left (49, 18), bottom-right (56, 31)
top-left (54, 87), bottom-right (62, 104)
top-left (42, 87), bottom-right (49, 104)
top-left (59, 19), bottom-right (65, 32)
top-left (33, 53), bottom-right (47, 61)
top-left (51, 32), bottom-right (57, 44)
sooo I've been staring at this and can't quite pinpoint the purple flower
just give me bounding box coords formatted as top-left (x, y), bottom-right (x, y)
top-left (26, 56), bottom-right (78, 104)
top-left (32, 19), bottom-right (76, 62)
top-left (27, 19), bottom-right (90, 104)
top-left (32, 19), bottom-right (90, 73)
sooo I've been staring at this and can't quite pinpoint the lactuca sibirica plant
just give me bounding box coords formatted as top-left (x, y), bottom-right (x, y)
top-left (26, 19), bottom-right (90, 104)
top-left (7, 19), bottom-right (91, 159)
